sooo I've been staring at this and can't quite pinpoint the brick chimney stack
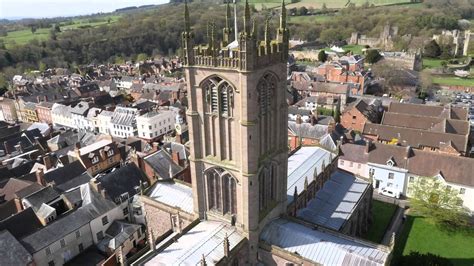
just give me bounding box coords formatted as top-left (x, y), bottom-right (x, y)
top-left (43, 153), bottom-right (52, 170)
top-left (365, 140), bottom-right (372, 154)
top-left (36, 168), bottom-right (45, 185)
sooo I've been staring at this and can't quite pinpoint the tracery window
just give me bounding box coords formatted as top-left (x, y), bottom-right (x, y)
top-left (259, 163), bottom-right (277, 211)
top-left (202, 77), bottom-right (234, 117)
top-left (205, 167), bottom-right (237, 216)
top-left (257, 73), bottom-right (277, 116)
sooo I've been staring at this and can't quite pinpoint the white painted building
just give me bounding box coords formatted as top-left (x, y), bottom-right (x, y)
top-left (137, 109), bottom-right (175, 140)
top-left (339, 142), bottom-right (474, 211)
top-left (110, 107), bottom-right (140, 138)
top-left (51, 103), bottom-right (76, 129)
top-left (97, 110), bottom-right (114, 135)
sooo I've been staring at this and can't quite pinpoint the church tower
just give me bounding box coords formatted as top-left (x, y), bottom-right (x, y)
top-left (182, 0), bottom-right (289, 261)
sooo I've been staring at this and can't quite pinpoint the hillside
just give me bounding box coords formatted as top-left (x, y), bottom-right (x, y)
top-left (0, 0), bottom-right (473, 91)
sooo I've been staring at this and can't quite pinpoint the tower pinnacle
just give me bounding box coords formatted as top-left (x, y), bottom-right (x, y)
top-left (184, 0), bottom-right (190, 32)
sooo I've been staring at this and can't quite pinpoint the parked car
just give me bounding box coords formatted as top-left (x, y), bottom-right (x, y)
top-left (379, 187), bottom-right (401, 199)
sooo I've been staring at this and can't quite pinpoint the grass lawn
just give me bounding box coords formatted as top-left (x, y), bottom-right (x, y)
top-left (393, 215), bottom-right (474, 266)
top-left (433, 76), bottom-right (474, 87)
top-left (423, 58), bottom-right (443, 69)
top-left (364, 200), bottom-right (397, 243)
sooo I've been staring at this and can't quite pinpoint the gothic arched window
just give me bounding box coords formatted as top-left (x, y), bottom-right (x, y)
top-left (205, 167), bottom-right (237, 216)
top-left (257, 73), bottom-right (277, 116)
top-left (258, 163), bottom-right (277, 211)
top-left (202, 77), bottom-right (234, 117)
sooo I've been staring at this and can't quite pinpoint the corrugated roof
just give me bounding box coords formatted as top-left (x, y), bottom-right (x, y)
top-left (297, 171), bottom-right (370, 230)
top-left (261, 218), bottom-right (389, 266)
top-left (287, 147), bottom-right (335, 204)
top-left (145, 221), bottom-right (244, 265)
top-left (147, 181), bottom-right (193, 213)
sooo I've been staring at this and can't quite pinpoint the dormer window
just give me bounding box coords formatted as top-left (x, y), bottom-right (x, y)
top-left (107, 149), bottom-right (114, 157)
top-left (386, 157), bottom-right (395, 167)
top-left (91, 156), bottom-right (99, 164)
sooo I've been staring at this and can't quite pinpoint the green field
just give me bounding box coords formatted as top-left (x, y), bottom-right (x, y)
top-left (0, 28), bottom-right (51, 48)
top-left (364, 200), bottom-right (397, 243)
top-left (323, 44), bottom-right (365, 55)
top-left (433, 76), bottom-right (474, 87)
top-left (0, 15), bottom-right (121, 49)
top-left (289, 14), bottom-right (333, 24)
top-left (393, 215), bottom-right (474, 266)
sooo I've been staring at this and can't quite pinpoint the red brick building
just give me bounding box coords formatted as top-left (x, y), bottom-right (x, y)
top-left (315, 62), bottom-right (368, 95)
top-left (340, 99), bottom-right (382, 132)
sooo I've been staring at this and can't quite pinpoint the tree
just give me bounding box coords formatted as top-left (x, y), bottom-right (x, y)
top-left (410, 176), bottom-right (469, 228)
top-left (318, 50), bottom-right (328, 62)
top-left (298, 6), bottom-right (308, 16)
top-left (365, 49), bottom-right (382, 64)
top-left (31, 25), bottom-right (37, 34)
top-left (321, 3), bottom-right (328, 12)
top-left (136, 53), bottom-right (148, 62)
top-left (54, 24), bottom-right (61, 33)
top-left (424, 40), bottom-right (441, 58)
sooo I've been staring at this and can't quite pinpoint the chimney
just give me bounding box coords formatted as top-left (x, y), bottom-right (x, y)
top-left (152, 142), bottom-right (159, 153)
top-left (405, 146), bottom-right (412, 159)
top-left (101, 188), bottom-right (108, 199)
top-left (53, 94), bottom-right (58, 100)
top-left (36, 168), bottom-right (45, 185)
top-left (172, 150), bottom-right (180, 165)
top-left (99, 149), bottom-right (107, 159)
top-left (14, 142), bottom-right (23, 153)
top-left (365, 140), bottom-right (372, 154)
top-left (74, 142), bottom-right (81, 158)
top-left (310, 114), bottom-right (317, 126)
top-left (296, 114), bottom-right (302, 124)
top-left (3, 141), bottom-right (10, 154)
top-left (37, 96), bottom-right (41, 103)
top-left (44, 95), bottom-right (48, 102)
top-left (43, 153), bottom-right (52, 170)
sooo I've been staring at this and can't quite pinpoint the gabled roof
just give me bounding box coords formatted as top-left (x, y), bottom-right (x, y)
top-left (143, 150), bottom-right (184, 180)
top-left (23, 186), bottom-right (60, 212)
top-left (98, 220), bottom-right (141, 252)
top-left (0, 178), bottom-right (33, 202)
top-left (388, 102), bottom-right (468, 120)
top-left (43, 160), bottom-right (87, 188)
top-left (20, 185), bottom-right (117, 253)
top-left (288, 121), bottom-right (328, 140)
top-left (97, 164), bottom-right (145, 201)
top-left (0, 208), bottom-right (43, 238)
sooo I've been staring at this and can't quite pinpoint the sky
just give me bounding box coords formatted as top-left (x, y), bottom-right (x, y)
top-left (0, 0), bottom-right (169, 19)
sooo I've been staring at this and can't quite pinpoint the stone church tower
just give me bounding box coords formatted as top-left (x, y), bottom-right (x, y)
top-left (182, 0), bottom-right (289, 261)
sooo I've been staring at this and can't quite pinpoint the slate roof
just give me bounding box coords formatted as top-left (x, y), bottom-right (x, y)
top-left (297, 171), bottom-right (370, 230)
top-left (43, 161), bottom-right (87, 188)
top-left (97, 164), bottom-right (145, 201)
top-left (0, 208), bottom-right (43, 238)
top-left (14, 182), bottom-right (44, 199)
top-left (70, 101), bottom-right (90, 115)
top-left (0, 200), bottom-right (21, 221)
top-left (147, 181), bottom-right (193, 213)
top-left (20, 185), bottom-right (117, 253)
top-left (260, 218), bottom-right (389, 266)
top-left (23, 186), bottom-right (60, 212)
top-left (143, 150), bottom-right (184, 180)
top-left (98, 220), bottom-right (141, 252)
top-left (0, 230), bottom-right (34, 265)
top-left (145, 221), bottom-right (245, 265)
top-left (56, 172), bottom-right (92, 192)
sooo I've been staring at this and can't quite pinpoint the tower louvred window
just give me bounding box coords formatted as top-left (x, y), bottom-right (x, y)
top-left (202, 77), bottom-right (234, 117)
